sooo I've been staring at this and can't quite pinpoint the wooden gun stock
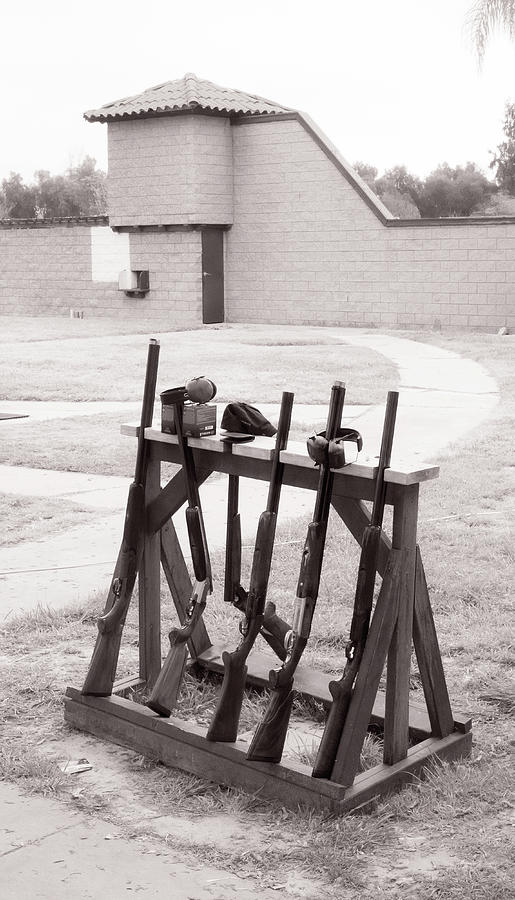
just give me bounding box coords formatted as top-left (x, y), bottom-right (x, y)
top-left (246, 382), bottom-right (346, 763)
top-left (146, 579), bottom-right (209, 715)
top-left (81, 339), bottom-right (160, 697)
top-left (206, 392), bottom-right (294, 743)
top-left (312, 391), bottom-right (399, 780)
top-left (206, 511), bottom-right (276, 742)
top-left (245, 521), bottom-right (326, 761)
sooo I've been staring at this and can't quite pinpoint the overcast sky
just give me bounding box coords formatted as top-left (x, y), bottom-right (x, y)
top-left (2, 0), bottom-right (515, 184)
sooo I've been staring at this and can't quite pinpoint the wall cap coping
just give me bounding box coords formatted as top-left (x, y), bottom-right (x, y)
top-left (110, 223), bottom-right (231, 233)
top-left (0, 215), bottom-right (109, 230)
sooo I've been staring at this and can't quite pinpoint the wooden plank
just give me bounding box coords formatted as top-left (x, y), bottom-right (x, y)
top-left (195, 643), bottom-right (468, 739)
top-left (198, 643), bottom-right (333, 704)
top-left (138, 457), bottom-right (162, 689)
top-left (383, 484), bottom-right (419, 766)
top-left (281, 442), bottom-right (439, 485)
top-left (64, 687), bottom-right (472, 814)
top-left (338, 731), bottom-right (472, 809)
top-left (147, 442), bottom-right (385, 503)
top-left (330, 549), bottom-right (403, 786)
top-left (121, 425), bottom-right (439, 486)
top-left (413, 547), bottom-right (455, 738)
top-left (160, 520), bottom-right (211, 659)
top-left (121, 424), bottom-right (226, 454)
top-left (113, 674), bottom-right (145, 694)
top-left (64, 687), bottom-right (346, 807)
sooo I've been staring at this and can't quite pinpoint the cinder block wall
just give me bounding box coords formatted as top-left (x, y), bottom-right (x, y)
top-left (108, 114), bottom-right (233, 227)
top-left (0, 223), bottom-right (117, 316)
top-left (226, 118), bottom-right (515, 331)
top-left (2, 111), bottom-right (515, 330)
top-left (129, 229), bottom-right (202, 320)
top-left (0, 222), bottom-right (202, 321)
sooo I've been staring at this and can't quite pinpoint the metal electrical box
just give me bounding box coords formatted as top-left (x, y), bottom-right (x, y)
top-left (118, 270), bottom-right (150, 296)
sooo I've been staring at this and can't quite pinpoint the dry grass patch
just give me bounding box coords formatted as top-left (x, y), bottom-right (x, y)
top-left (1, 320), bottom-right (398, 403)
top-left (1, 493), bottom-right (97, 545)
top-left (0, 412), bottom-right (140, 475)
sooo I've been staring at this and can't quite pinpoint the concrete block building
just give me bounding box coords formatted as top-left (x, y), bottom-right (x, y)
top-left (1, 73), bottom-right (514, 331)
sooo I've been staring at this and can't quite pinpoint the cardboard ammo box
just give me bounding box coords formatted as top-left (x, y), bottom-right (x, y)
top-left (161, 400), bottom-right (217, 438)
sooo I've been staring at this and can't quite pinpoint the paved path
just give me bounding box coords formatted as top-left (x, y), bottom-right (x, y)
top-left (0, 331), bottom-right (498, 619)
top-left (0, 781), bottom-right (280, 900)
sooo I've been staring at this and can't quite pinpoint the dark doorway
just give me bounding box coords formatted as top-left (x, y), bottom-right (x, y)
top-left (201, 229), bottom-right (225, 324)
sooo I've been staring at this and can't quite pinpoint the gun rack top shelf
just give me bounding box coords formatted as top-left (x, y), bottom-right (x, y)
top-left (121, 424), bottom-right (439, 487)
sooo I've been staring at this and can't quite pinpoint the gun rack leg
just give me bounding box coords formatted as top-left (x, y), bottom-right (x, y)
top-left (413, 547), bottom-right (455, 738)
top-left (383, 548), bottom-right (416, 765)
top-left (330, 549), bottom-right (404, 786)
top-left (160, 520), bottom-right (211, 659)
top-left (383, 484), bottom-right (418, 766)
top-left (139, 457), bottom-right (162, 689)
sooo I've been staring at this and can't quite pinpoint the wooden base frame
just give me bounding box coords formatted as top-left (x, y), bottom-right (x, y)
top-left (65, 686), bottom-right (471, 815)
top-left (66, 427), bottom-right (472, 814)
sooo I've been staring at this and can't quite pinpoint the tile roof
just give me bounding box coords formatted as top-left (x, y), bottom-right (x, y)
top-left (84, 73), bottom-right (294, 122)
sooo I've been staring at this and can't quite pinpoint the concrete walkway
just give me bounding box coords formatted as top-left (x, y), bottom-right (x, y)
top-left (0, 331), bottom-right (498, 619)
top-left (0, 780), bottom-right (281, 900)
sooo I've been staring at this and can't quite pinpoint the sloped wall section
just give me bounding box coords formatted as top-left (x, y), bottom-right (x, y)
top-left (226, 116), bottom-right (515, 332)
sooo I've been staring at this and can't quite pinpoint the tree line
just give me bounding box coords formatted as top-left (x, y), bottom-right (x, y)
top-left (0, 157), bottom-right (107, 219)
top-left (354, 104), bottom-right (515, 219)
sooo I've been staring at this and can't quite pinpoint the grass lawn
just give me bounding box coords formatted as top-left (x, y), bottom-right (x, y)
top-left (0, 317), bottom-right (397, 476)
top-left (0, 317), bottom-right (397, 404)
top-left (0, 412), bottom-right (140, 475)
top-left (1, 318), bottom-right (514, 899)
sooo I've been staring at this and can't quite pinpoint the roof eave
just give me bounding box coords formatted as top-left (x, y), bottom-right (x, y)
top-left (84, 106), bottom-right (291, 124)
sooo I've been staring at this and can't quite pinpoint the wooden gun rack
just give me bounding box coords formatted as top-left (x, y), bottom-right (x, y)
top-left (65, 426), bottom-right (472, 814)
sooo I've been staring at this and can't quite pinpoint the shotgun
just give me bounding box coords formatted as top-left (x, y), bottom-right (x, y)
top-left (146, 390), bottom-right (212, 716)
top-left (82, 338), bottom-right (160, 696)
top-left (206, 392), bottom-right (294, 742)
top-left (312, 391), bottom-right (399, 779)
top-left (225, 472), bottom-right (292, 662)
top-left (246, 382), bottom-right (346, 763)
